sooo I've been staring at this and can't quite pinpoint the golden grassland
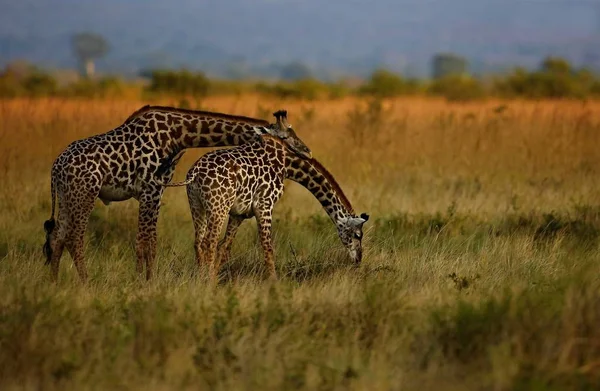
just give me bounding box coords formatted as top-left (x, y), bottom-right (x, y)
top-left (1, 96), bottom-right (600, 390)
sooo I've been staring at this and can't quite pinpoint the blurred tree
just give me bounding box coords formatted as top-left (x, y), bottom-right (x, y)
top-left (540, 56), bottom-right (571, 74)
top-left (71, 33), bottom-right (109, 78)
top-left (431, 53), bottom-right (468, 79)
top-left (279, 61), bottom-right (312, 81)
top-left (359, 69), bottom-right (417, 97)
top-left (147, 69), bottom-right (210, 97)
top-left (3, 59), bottom-right (35, 80)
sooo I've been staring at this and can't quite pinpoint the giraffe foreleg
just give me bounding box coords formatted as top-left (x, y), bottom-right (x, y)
top-left (136, 188), bottom-right (163, 281)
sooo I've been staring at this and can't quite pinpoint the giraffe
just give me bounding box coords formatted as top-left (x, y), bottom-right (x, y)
top-left (160, 134), bottom-right (369, 281)
top-left (43, 107), bottom-right (311, 282)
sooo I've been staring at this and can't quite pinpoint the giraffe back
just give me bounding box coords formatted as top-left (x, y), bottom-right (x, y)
top-left (184, 136), bottom-right (288, 217)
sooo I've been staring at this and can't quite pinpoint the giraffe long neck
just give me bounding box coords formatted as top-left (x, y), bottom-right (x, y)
top-left (284, 155), bottom-right (355, 225)
top-left (132, 106), bottom-right (269, 153)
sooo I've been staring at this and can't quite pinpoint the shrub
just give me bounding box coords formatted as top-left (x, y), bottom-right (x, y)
top-left (255, 78), bottom-right (329, 100)
top-left (61, 77), bottom-right (126, 98)
top-left (359, 69), bottom-right (417, 98)
top-left (428, 75), bottom-right (486, 101)
top-left (493, 57), bottom-right (594, 99)
top-left (147, 69), bottom-right (210, 97)
top-left (0, 66), bottom-right (58, 98)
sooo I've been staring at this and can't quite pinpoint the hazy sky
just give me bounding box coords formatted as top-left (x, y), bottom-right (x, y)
top-left (0, 0), bottom-right (598, 75)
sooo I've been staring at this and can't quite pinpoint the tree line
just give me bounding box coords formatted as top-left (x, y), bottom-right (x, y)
top-left (1, 31), bottom-right (599, 101)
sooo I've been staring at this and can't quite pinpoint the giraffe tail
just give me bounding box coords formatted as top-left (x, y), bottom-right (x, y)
top-left (43, 171), bottom-right (57, 265)
top-left (154, 175), bottom-right (196, 188)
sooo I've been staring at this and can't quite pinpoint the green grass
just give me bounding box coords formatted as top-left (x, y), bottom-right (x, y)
top-left (1, 197), bottom-right (600, 390)
top-left (2, 97), bottom-right (600, 390)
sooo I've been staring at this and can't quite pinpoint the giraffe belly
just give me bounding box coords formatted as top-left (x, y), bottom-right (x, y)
top-left (98, 185), bottom-right (135, 204)
top-left (230, 198), bottom-right (254, 217)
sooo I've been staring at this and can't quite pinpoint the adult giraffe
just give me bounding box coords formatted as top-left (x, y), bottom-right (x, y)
top-left (43, 107), bottom-right (311, 282)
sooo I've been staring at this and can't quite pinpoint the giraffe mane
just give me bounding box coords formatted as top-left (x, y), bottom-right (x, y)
top-left (307, 158), bottom-right (355, 215)
top-left (260, 134), bottom-right (285, 144)
top-left (124, 105), bottom-right (270, 126)
top-left (260, 134), bottom-right (355, 214)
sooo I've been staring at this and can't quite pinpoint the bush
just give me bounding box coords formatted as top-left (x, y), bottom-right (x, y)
top-left (61, 77), bottom-right (126, 98)
top-left (493, 57), bottom-right (594, 99)
top-left (255, 78), bottom-right (330, 100)
top-left (0, 65), bottom-right (58, 98)
top-left (147, 69), bottom-right (210, 97)
top-left (0, 69), bottom-right (24, 98)
top-left (428, 75), bottom-right (486, 102)
top-left (359, 69), bottom-right (418, 98)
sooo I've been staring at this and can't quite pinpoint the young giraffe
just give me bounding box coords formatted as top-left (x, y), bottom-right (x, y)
top-left (43, 107), bottom-right (311, 282)
top-left (161, 134), bottom-right (369, 281)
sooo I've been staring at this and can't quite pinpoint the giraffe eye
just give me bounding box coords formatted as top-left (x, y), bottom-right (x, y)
top-left (354, 232), bottom-right (362, 239)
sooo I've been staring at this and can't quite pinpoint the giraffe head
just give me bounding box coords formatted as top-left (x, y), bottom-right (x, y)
top-left (265, 110), bottom-right (312, 159)
top-left (337, 212), bottom-right (369, 264)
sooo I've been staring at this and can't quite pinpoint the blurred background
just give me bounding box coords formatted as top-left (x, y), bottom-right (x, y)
top-left (1, 0), bottom-right (599, 99)
top-left (2, 4), bottom-right (600, 389)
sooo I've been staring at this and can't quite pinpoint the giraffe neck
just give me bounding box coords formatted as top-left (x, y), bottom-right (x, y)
top-left (284, 155), bottom-right (355, 227)
top-left (130, 106), bottom-right (269, 153)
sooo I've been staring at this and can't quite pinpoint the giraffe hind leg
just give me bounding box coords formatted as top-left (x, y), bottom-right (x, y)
top-left (62, 178), bottom-right (100, 283)
top-left (44, 190), bottom-right (70, 281)
top-left (65, 197), bottom-right (96, 283)
top-left (217, 215), bottom-right (245, 270)
top-left (201, 211), bottom-right (230, 283)
top-left (47, 220), bottom-right (68, 282)
top-left (188, 185), bottom-right (207, 269)
top-left (43, 218), bottom-right (56, 265)
top-left (136, 188), bottom-right (164, 281)
top-left (256, 209), bottom-right (277, 280)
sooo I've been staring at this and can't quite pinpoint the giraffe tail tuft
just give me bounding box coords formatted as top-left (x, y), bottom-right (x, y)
top-left (43, 218), bottom-right (55, 265)
top-left (43, 171), bottom-right (57, 265)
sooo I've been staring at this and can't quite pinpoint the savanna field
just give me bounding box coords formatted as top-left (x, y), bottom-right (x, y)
top-left (1, 96), bottom-right (600, 390)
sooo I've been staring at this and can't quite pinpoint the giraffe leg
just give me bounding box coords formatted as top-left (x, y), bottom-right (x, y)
top-left (136, 188), bottom-right (163, 281)
top-left (217, 215), bottom-right (244, 268)
top-left (187, 185), bottom-right (207, 268)
top-left (201, 211), bottom-right (229, 283)
top-left (47, 216), bottom-right (68, 282)
top-left (255, 209), bottom-right (277, 280)
top-left (64, 195), bottom-right (96, 283)
top-left (45, 185), bottom-right (71, 282)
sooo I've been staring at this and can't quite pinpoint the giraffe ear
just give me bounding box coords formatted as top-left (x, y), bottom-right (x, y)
top-left (360, 213), bottom-right (370, 222)
top-left (348, 216), bottom-right (367, 227)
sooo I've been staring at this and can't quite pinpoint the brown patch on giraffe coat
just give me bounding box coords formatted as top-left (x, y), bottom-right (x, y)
top-left (183, 134), bottom-right (196, 146)
top-left (171, 122), bottom-right (183, 139)
top-left (159, 132), bottom-right (170, 148)
top-left (211, 122), bottom-right (223, 134)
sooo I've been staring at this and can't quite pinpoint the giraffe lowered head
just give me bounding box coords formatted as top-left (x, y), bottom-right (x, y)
top-left (337, 212), bottom-right (370, 265)
top-left (265, 110), bottom-right (312, 159)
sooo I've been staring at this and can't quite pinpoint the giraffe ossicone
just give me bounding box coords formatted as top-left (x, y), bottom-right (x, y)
top-left (42, 106), bottom-right (311, 282)
top-left (161, 134), bottom-right (369, 281)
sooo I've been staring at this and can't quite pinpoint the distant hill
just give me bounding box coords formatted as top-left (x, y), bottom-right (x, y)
top-left (1, 0), bottom-right (599, 79)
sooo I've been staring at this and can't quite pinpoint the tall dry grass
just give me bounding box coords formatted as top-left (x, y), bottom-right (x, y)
top-left (1, 96), bottom-right (600, 390)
